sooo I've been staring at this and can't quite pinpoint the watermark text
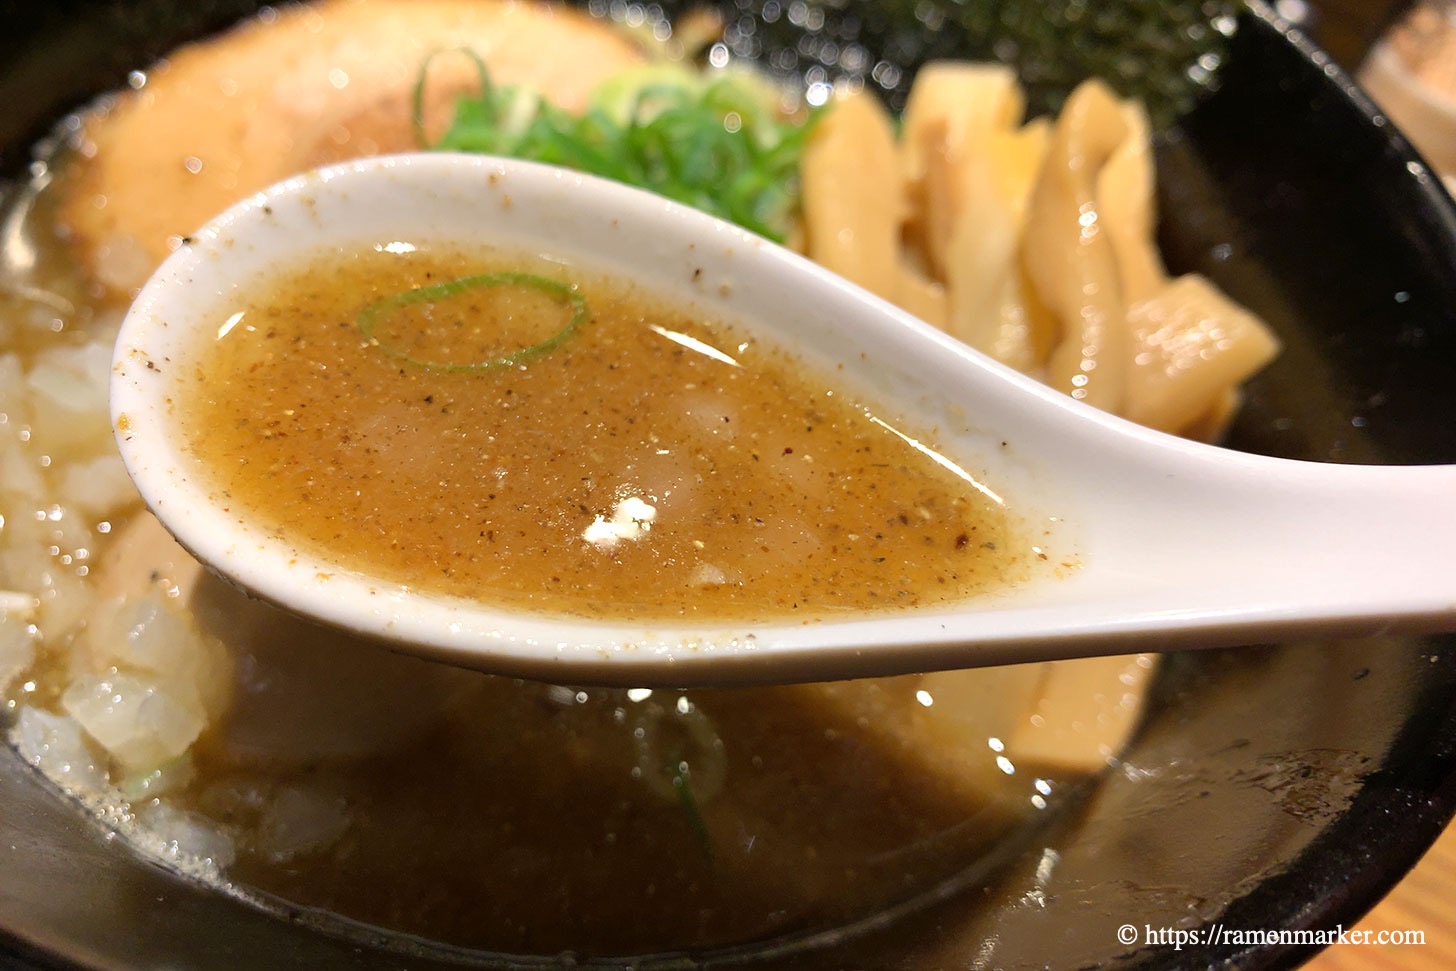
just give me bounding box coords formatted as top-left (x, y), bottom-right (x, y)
top-left (1118, 923), bottom-right (1426, 951)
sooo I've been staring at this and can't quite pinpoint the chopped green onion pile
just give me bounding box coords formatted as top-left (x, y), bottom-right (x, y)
top-left (357, 271), bottom-right (587, 372)
top-left (417, 54), bottom-right (817, 243)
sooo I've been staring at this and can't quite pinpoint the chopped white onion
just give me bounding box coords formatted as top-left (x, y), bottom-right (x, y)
top-left (11, 706), bottom-right (108, 793)
top-left (62, 671), bottom-right (206, 771)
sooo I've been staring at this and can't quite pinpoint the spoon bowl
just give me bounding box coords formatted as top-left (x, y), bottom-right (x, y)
top-left (110, 153), bottom-right (1456, 685)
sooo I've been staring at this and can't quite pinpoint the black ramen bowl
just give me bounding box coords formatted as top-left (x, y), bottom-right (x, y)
top-left (2, 0), bottom-right (1455, 968)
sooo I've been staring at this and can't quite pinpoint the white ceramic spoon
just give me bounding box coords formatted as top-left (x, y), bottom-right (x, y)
top-left (110, 153), bottom-right (1456, 686)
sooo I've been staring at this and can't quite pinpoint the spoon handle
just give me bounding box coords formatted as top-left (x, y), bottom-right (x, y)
top-left (1085, 453), bottom-right (1456, 647)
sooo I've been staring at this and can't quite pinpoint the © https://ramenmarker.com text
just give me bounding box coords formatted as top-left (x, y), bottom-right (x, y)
top-left (1118, 923), bottom-right (1427, 951)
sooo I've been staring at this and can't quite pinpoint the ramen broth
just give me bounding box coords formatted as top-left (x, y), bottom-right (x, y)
top-left (180, 245), bottom-right (1027, 619)
top-left (182, 651), bottom-right (1063, 952)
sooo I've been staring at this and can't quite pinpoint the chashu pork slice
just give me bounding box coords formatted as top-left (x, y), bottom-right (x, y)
top-left (60, 0), bottom-right (646, 292)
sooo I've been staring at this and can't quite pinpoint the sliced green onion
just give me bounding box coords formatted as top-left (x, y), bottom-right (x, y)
top-left (671, 759), bottom-right (713, 861)
top-left (357, 272), bottom-right (587, 372)
top-left (426, 60), bottom-right (818, 243)
top-left (411, 47), bottom-right (494, 149)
